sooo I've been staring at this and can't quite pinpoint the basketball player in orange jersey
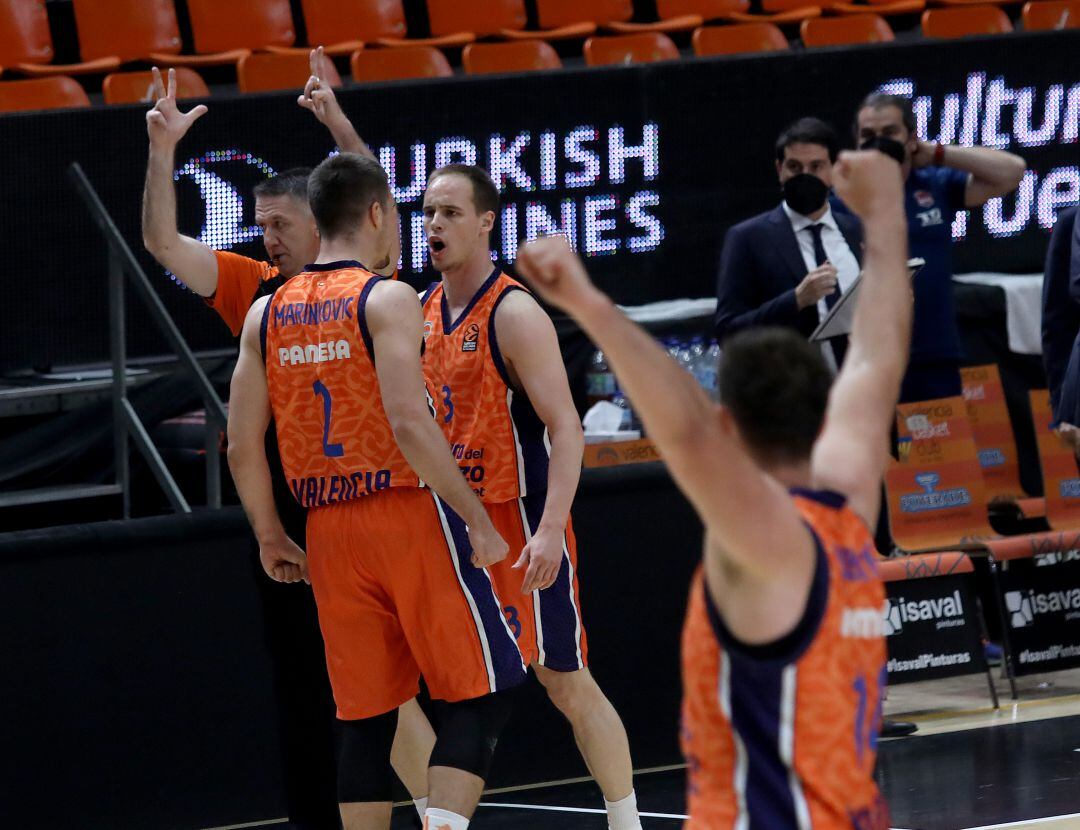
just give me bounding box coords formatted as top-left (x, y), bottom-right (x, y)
top-left (228, 153), bottom-right (526, 830)
top-left (514, 149), bottom-right (910, 830)
top-left (420, 165), bottom-right (643, 830)
top-left (143, 58), bottom-right (437, 822)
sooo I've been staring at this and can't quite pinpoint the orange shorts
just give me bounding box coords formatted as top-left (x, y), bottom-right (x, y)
top-left (305, 487), bottom-right (526, 720)
top-left (485, 492), bottom-right (589, 672)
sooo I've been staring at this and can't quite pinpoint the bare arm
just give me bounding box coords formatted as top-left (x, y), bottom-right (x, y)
top-left (142, 67), bottom-right (219, 296)
top-left (227, 299), bottom-right (308, 583)
top-left (367, 280), bottom-right (508, 567)
top-left (298, 47), bottom-right (375, 159)
top-left (811, 152), bottom-right (912, 529)
top-left (915, 139), bottom-right (1026, 208)
top-left (514, 240), bottom-right (810, 581)
top-left (496, 290), bottom-right (585, 593)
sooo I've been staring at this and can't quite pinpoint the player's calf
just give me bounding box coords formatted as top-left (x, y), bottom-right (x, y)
top-left (534, 665), bottom-right (642, 830)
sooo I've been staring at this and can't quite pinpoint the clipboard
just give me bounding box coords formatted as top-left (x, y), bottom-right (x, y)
top-left (810, 258), bottom-right (925, 342)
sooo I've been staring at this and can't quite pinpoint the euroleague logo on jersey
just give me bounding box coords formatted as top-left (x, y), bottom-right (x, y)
top-left (462, 323), bottom-right (481, 352)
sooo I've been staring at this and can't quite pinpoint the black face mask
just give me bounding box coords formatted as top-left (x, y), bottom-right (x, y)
top-left (782, 173), bottom-right (830, 216)
top-left (860, 136), bottom-right (907, 166)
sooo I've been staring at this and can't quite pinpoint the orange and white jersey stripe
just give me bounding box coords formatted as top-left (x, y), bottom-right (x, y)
top-left (681, 488), bottom-right (890, 830)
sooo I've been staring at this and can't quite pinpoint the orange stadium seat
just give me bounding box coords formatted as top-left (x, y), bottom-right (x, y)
top-left (692, 23), bottom-right (790, 53)
top-left (102, 67), bottom-right (208, 104)
top-left (800, 13), bottom-right (895, 44)
top-left (427, 0), bottom-right (596, 41)
top-left (661, 0), bottom-right (823, 25)
top-left (0, 0), bottom-right (119, 76)
top-left (830, 0), bottom-right (926, 18)
top-left (350, 46), bottom-right (453, 83)
top-left (0, 74), bottom-right (90, 111)
top-left (295, 0), bottom-right (472, 52)
top-left (71, 0), bottom-right (247, 67)
top-left (185, 0), bottom-right (295, 55)
top-left (462, 41), bottom-right (562, 74)
top-left (1022, 0), bottom-right (1080, 27)
top-left (959, 365), bottom-right (1030, 504)
top-left (237, 50), bottom-right (342, 93)
top-left (583, 32), bottom-right (680, 64)
top-left (1029, 389), bottom-right (1080, 531)
top-left (931, 0), bottom-right (1025, 8)
top-left (921, 5), bottom-right (1013, 35)
top-left (885, 397), bottom-right (997, 552)
top-left (536, 0), bottom-right (701, 34)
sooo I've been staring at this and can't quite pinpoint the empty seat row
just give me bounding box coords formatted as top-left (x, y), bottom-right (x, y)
top-left (0, 1), bottom-right (1069, 113)
top-left (2, 0), bottom-right (1075, 83)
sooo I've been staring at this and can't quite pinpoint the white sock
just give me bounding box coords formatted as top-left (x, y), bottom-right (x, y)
top-left (605, 790), bottom-right (643, 830)
top-left (423, 807), bottom-right (470, 830)
top-left (413, 797), bottom-right (429, 819)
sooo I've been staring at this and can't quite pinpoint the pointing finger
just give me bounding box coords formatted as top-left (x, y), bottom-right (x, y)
top-left (167, 67), bottom-right (176, 100)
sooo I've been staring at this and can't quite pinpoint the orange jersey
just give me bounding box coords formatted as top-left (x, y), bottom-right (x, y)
top-left (421, 270), bottom-right (549, 503)
top-left (263, 260), bottom-right (420, 508)
top-left (681, 489), bottom-right (889, 830)
top-left (209, 251), bottom-right (279, 336)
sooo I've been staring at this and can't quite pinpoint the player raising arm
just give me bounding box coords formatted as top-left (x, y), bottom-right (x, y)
top-left (515, 150), bottom-right (911, 830)
top-left (142, 50), bottom-right (378, 320)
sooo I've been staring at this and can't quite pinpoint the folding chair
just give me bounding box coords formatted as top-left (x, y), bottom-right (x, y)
top-left (237, 50), bottom-right (342, 93)
top-left (691, 22), bottom-right (790, 54)
top-left (0, 0), bottom-right (119, 76)
top-left (296, 0), bottom-right (472, 52)
top-left (185, 0), bottom-right (296, 55)
top-left (350, 46), bottom-right (453, 83)
top-left (103, 67), bottom-right (208, 104)
top-left (1022, 0), bottom-right (1080, 28)
top-left (800, 13), bottom-right (895, 44)
top-left (0, 75), bottom-right (90, 111)
top-left (921, 5), bottom-right (1013, 37)
top-left (462, 41), bottom-right (562, 74)
top-left (536, 0), bottom-right (702, 34)
top-left (583, 32), bottom-right (680, 65)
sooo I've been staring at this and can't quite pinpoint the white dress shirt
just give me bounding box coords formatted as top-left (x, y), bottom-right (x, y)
top-left (782, 201), bottom-right (861, 372)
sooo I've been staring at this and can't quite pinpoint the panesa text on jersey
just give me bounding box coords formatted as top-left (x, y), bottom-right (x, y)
top-left (290, 469), bottom-right (392, 507)
top-left (278, 340), bottom-right (352, 366)
top-left (273, 297), bottom-right (355, 328)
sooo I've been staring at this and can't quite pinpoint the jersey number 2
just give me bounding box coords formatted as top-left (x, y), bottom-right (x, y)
top-left (313, 380), bottom-right (344, 458)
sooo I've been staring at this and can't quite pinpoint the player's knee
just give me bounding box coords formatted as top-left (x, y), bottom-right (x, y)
top-left (536, 664), bottom-right (593, 718)
top-left (337, 708), bottom-right (399, 804)
top-left (429, 690), bottom-right (515, 782)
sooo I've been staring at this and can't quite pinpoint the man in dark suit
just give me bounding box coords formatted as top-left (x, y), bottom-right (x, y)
top-left (715, 117), bottom-right (863, 371)
top-left (1042, 206), bottom-right (1080, 433)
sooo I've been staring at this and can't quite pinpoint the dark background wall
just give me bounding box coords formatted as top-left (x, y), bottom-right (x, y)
top-left (0, 465), bottom-right (702, 829)
top-left (1, 31), bottom-right (1077, 373)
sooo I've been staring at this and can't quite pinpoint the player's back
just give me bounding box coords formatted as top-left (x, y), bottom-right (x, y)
top-left (421, 269), bottom-right (548, 503)
top-left (681, 488), bottom-right (889, 830)
top-left (263, 260), bottom-right (419, 508)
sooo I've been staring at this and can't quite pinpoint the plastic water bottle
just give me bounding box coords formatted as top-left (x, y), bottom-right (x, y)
top-left (688, 336), bottom-right (708, 387)
top-left (611, 391), bottom-right (635, 431)
top-left (586, 349), bottom-right (617, 408)
top-left (676, 340), bottom-right (695, 375)
top-left (705, 339), bottom-right (722, 401)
